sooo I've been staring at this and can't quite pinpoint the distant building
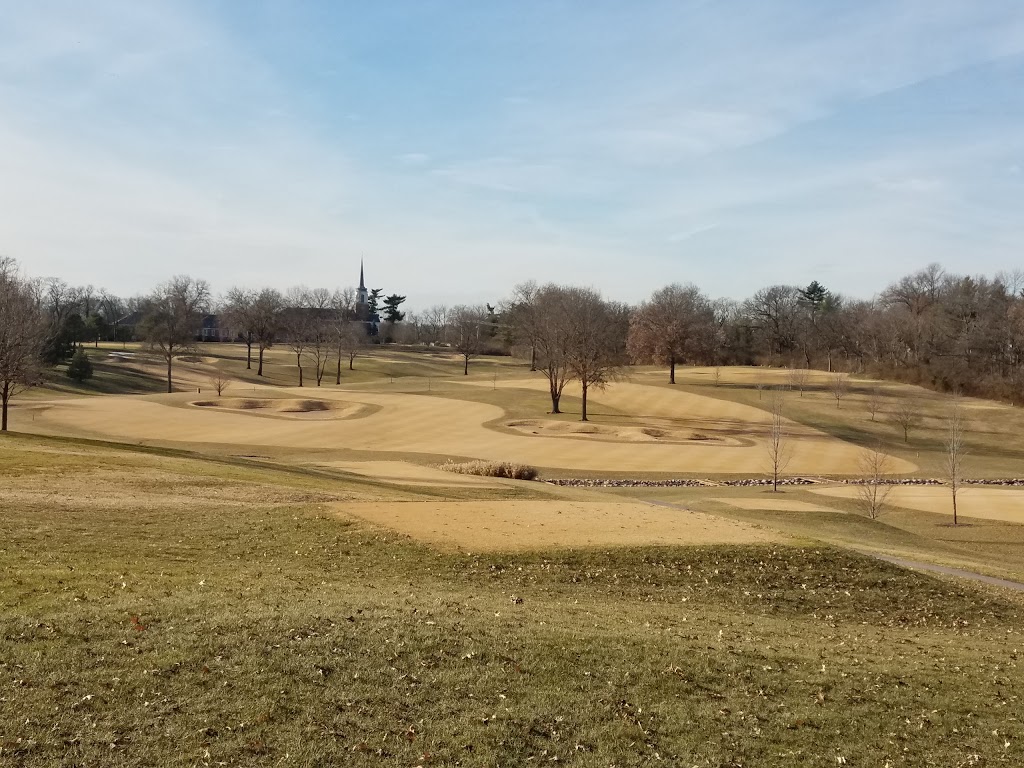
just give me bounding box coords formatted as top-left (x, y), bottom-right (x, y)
top-left (200, 314), bottom-right (234, 342)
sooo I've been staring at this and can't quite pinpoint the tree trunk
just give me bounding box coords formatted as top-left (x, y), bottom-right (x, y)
top-left (166, 355), bottom-right (173, 393)
top-left (550, 385), bottom-right (561, 414)
top-left (296, 354), bottom-right (303, 387)
top-left (580, 381), bottom-right (589, 422)
top-left (246, 333), bottom-right (253, 369)
top-left (258, 347), bottom-right (265, 376)
top-left (669, 357), bottom-right (676, 384)
top-left (349, 354), bottom-right (355, 371)
top-left (464, 357), bottom-right (469, 375)
top-left (1, 382), bottom-right (9, 431)
top-left (336, 353), bottom-right (342, 385)
top-left (952, 490), bottom-right (958, 526)
top-left (530, 346), bottom-right (537, 372)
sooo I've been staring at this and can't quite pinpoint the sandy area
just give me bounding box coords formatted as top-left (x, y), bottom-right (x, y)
top-left (504, 418), bottom-right (736, 445)
top-left (716, 497), bottom-right (839, 513)
top-left (316, 460), bottom-right (505, 488)
top-left (811, 486), bottom-right (1024, 524)
top-left (21, 377), bottom-right (915, 475)
top-left (191, 397), bottom-right (369, 420)
top-left (333, 500), bottom-right (784, 551)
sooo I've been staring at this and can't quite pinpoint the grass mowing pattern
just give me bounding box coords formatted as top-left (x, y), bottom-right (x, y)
top-left (3, 492), bottom-right (1023, 766)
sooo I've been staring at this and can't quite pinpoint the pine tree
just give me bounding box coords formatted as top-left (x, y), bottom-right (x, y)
top-left (66, 347), bottom-right (93, 382)
top-left (382, 294), bottom-right (407, 324)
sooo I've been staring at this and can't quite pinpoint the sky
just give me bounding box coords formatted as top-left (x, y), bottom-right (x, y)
top-left (1, 1), bottom-right (1023, 309)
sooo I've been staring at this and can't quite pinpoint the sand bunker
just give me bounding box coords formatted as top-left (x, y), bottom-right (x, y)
top-left (191, 397), bottom-right (368, 420)
top-left (812, 486), bottom-right (1024, 524)
top-left (333, 500), bottom-right (784, 551)
top-left (505, 419), bottom-right (733, 444)
top-left (717, 497), bottom-right (839, 513)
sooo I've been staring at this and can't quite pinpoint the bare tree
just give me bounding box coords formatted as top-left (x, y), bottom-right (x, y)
top-left (503, 281), bottom-right (541, 370)
top-left (754, 380), bottom-right (766, 400)
top-left (627, 283), bottom-right (715, 384)
top-left (0, 258), bottom-right (45, 431)
top-left (284, 287), bottom-right (313, 387)
top-left (767, 391), bottom-right (791, 492)
top-left (223, 287), bottom-right (257, 368)
top-left (787, 367), bottom-right (810, 397)
top-left (531, 285), bottom-right (575, 413)
top-left (856, 443), bottom-right (894, 519)
top-left (712, 366), bottom-right (722, 387)
top-left (251, 288), bottom-right (283, 377)
top-left (889, 397), bottom-right (922, 443)
top-left (944, 395), bottom-right (966, 526)
top-left (306, 288), bottom-right (334, 386)
top-left (99, 289), bottom-right (125, 343)
top-left (335, 321), bottom-right (365, 378)
top-left (864, 385), bottom-right (884, 422)
top-left (140, 276), bottom-right (210, 393)
top-left (564, 289), bottom-right (627, 421)
top-left (209, 373), bottom-right (230, 398)
top-left (449, 305), bottom-right (488, 375)
top-left (830, 371), bottom-right (848, 408)
top-left (422, 304), bottom-right (451, 347)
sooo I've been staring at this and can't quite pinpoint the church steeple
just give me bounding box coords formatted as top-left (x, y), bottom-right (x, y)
top-left (356, 259), bottom-right (368, 307)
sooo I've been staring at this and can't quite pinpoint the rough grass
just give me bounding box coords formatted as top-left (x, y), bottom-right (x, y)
top-left (441, 459), bottom-right (539, 481)
top-left (2, 436), bottom-right (1024, 766)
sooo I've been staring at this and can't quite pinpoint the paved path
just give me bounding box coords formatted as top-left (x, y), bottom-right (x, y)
top-left (646, 499), bottom-right (1024, 592)
top-left (864, 553), bottom-right (1024, 592)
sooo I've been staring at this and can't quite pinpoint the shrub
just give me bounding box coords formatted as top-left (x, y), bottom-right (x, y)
top-left (440, 460), bottom-right (538, 481)
top-left (66, 348), bottom-right (93, 382)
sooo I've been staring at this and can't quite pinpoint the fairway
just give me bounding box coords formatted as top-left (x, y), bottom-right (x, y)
top-left (813, 484), bottom-right (1024, 524)
top-left (334, 499), bottom-right (784, 550)
top-left (20, 374), bottom-right (917, 475)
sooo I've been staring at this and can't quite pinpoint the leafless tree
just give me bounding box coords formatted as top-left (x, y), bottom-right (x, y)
top-left (830, 371), bottom-right (849, 408)
top-left (140, 276), bottom-right (210, 393)
top-left (754, 380), bottom-right (766, 400)
top-left (449, 304), bottom-right (488, 375)
top-left (209, 373), bottom-right (230, 398)
top-left (99, 289), bottom-right (126, 343)
top-left (889, 397), bottom-right (922, 443)
top-left (787, 367), bottom-right (810, 396)
top-left (223, 287), bottom-right (258, 368)
top-left (944, 394), bottom-right (966, 526)
top-left (251, 288), bottom-right (284, 377)
top-left (766, 391), bottom-right (791, 492)
top-left (865, 384), bottom-right (884, 421)
top-left (0, 258), bottom-right (45, 431)
top-left (627, 283), bottom-right (715, 384)
top-left (503, 281), bottom-right (542, 370)
top-left (335, 321), bottom-right (365, 378)
top-left (422, 304), bottom-right (451, 347)
top-left (531, 285), bottom-right (576, 413)
top-left (712, 366), bottom-right (722, 387)
top-left (856, 443), bottom-right (894, 519)
top-left (564, 289), bottom-right (627, 421)
top-left (305, 288), bottom-right (334, 386)
top-left (284, 287), bottom-right (313, 387)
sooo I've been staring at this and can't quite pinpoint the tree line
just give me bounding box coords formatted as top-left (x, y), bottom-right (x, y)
top-left (2, 256), bottom-right (1023, 430)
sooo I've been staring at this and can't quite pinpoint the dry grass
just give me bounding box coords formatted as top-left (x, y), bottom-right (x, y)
top-left (2, 434), bottom-right (1023, 766)
top-left (441, 459), bottom-right (539, 481)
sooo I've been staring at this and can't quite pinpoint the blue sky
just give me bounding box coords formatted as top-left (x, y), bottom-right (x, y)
top-left (1, 1), bottom-right (1022, 308)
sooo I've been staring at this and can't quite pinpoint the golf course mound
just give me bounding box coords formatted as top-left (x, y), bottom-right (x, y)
top-left (505, 418), bottom-right (735, 445)
top-left (191, 397), bottom-right (368, 419)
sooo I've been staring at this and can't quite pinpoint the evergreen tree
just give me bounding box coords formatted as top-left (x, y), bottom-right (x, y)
top-left (66, 347), bottom-right (93, 382)
top-left (382, 294), bottom-right (407, 323)
top-left (367, 289), bottom-right (383, 318)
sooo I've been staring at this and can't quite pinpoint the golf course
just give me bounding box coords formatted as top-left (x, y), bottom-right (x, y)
top-left (3, 343), bottom-right (1023, 766)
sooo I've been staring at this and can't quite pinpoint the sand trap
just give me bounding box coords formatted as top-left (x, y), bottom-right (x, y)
top-left (505, 419), bottom-right (733, 444)
top-left (717, 498), bottom-right (839, 513)
top-left (811, 486), bottom-right (1024, 524)
top-left (333, 500), bottom-right (783, 551)
top-left (317, 460), bottom-right (505, 488)
top-left (191, 397), bottom-right (368, 420)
